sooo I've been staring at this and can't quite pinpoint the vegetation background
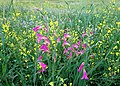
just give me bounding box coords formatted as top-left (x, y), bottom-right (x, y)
top-left (0, 0), bottom-right (120, 86)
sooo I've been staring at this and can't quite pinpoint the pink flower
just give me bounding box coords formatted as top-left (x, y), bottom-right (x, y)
top-left (90, 31), bottom-right (94, 35)
top-left (62, 34), bottom-right (71, 40)
top-left (38, 62), bottom-right (47, 73)
top-left (44, 28), bottom-right (48, 32)
top-left (67, 47), bottom-right (73, 51)
top-left (40, 44), bottom-right (50, 53)
top-left (44, 39), bottom-right (50, 45)
top-left (76, 50), bottom-right (84, 55)
top-left (63, 48), bottom-right (68, 54)
top-left (82, 32), bottom-right (87, 37)
top-left (82, 44), bottom-right (87, 49)
top-left (81, 69), bottom-right (89, 80)
top-left (72, 44), bottom-right (79, 49)
top-left (67, 52), bottom-right (72, 59)
top-left (90, 54), bottom-right (94, 58)
top-left (33, 26), bottom-right (41, 32)
top-left (36, 34), bottom-right (48, 43)
top-left (54, 56), bottom-right (56, 62)
top-left (38, 55), bottom-right (42, 60)
top-left (77, 41), bottom-right (81, 46)
top-left (62, 40), bottom-right (70, 46)
top-left (78, 62), bottom-right (84, 72)
top-left (57, 37), bottom-right (60, 43)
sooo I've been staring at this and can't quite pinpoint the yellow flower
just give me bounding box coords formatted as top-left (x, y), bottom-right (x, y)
top-left (33, 16), bottom-right (36, 19)
top-left (117, 69), bottom-right (119, 73)
top-left (25, 59), bottom-right (28, 62)
top-left (23, 47), bottom-right (26, 52)
top-left (91, 40), bottom-right (94, 44)
top-left (0, 43), bottom-right (2, 47)
top-left (10, 43), bottom-right (14, 47)
top-left (108, 67), bottom-right (111, 71)
top-left (50, 20), bottom-right (54, 26)
top-left (107, 30), bottom-right (111, 33)
top-left (78, 20), bottom-right (81, 23)
top-left (27, 51), bottom-right (31, 54)
top-left (117, 41), bottom-right (119, 44)
top-left (54, 21), bottom-right (58, 27)
top-left (113, 46), bottom-right (118, 49)
top-left (63, 84), bottom-right (67, 86)
top-left (32, 31), bottom-right (36, 37)
top-left (118, 7), bottom-right (120, 10)
top-left (40, 75), bottom-right (42, 78)
top-left (60, 77), bottom-right (64, 83)
top-left (111, 0), bottom-right (115, 3)
top-left (116, 52), bottom-right (119, 56)
top-left (49, 82), bottom-right (54, 86)
top-left (23, 31), bottom-right (26, 35)
top-left (70, 83), bottom-right (72, 86)
top-left (116, 22), bottom-right (120, 25)
top-left (32, 56), bottom-right (34, 61)
top-left (16, 13), bottom-right (20, 16)
top-left (20, 51), bottom-right (23, 55)
top-left (2, 24), bottom-right (9, 33)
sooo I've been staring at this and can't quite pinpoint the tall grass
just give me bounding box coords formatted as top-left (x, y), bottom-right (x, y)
top-left (0, 0), bottom-right (120, 86)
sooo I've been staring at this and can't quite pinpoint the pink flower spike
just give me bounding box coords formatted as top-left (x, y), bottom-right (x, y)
top-left (57, 37), bottom-right (60, 43)
top-left (33, 26), bottom-right (41, 32)
top-left (62, 40), bottom-right (70, 46)
top-left (82, 32), bottom-right (87, 37)
top-left (40, 44), bottom-right (50, 53)
top-left (36, 34), bottom-right (48, 43)
top-left (81, 69), bottom-right (89, 80)
top-left (82, 44), bottom-right (87, 49)
top-left (78, 62), bottom-right (84, 72)
top-left (38, 55), bottom-right (42, 61)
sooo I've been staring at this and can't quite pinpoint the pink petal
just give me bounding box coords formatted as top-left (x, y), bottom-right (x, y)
top-left (39, 62), bottom-right (47, 69)
top-left (82, 32), bottom-right (87, 37)
top-left (33, 26), bottom-right (41, 32)
top-left (44, 28), bottom-right (48, 32)
top-left (81, 69), bottom-right (89, 80)
top-left (82, 44), bottom-right (87, 49)
top-left (62, 33), bottom-right (71, 40)
top-left (77, 41), bottom-right (81, 46)
top-left (63, 48), bottom-right (68, 54)
top-left (78, 62), bottom-right (84, 72)
top-left (40, 44), bottom-right (50, 53)
top-left (57, 37), bottom-right (60, 43)
top-left (62, 40), bottom-right (70, 46)
top-left (38, 55), bottom-right (42, 60)
top-left (72, 44), bottom-right (79, 49)
top-left (67, 47), bottom-right (73, 51)
top-left (76, 50), bottom-right (84, 55)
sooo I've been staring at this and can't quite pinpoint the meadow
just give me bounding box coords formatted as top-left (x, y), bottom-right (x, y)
top-left (0, 0), bottom-right (120, 86)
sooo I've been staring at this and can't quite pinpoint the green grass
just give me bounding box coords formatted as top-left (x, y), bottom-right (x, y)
top-left (0, 0), bottom-right (120, 86)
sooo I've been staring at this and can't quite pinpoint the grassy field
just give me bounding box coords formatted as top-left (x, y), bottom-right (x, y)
top-left (0, 0), bottom-right (120, 86)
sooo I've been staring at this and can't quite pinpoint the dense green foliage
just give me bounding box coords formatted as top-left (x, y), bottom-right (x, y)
top-left (0, 0), bottom-right (120, 86)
